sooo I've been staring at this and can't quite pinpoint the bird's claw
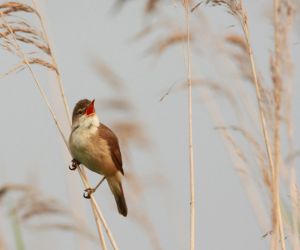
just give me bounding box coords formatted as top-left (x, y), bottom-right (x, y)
top-left (69, 159), bottom-right (80, 171)
top-left (83, 188), bottom-right (95, 199)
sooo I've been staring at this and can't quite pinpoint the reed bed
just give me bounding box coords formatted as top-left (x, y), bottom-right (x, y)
top-left (0, 0), bottom-right (299, 249)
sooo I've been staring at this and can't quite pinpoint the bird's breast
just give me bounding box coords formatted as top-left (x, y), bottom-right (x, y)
top-left (69, 126), bottom-right (115, 175)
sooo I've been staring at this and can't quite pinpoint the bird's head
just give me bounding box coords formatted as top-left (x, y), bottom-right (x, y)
top-left (72, 99), bottom-right (99, 129)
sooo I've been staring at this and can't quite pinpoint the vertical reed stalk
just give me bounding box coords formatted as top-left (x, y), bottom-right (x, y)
top-left (183, 1), bottom-right (195, 250)
top-left (290, 168), bottom-right (299, 250)
top-left (241, 8), bottom-right (285, 250)
top-left (241, 16), bottom-right (275, 193)
top-left (272, 0), bottom-right (286, 249)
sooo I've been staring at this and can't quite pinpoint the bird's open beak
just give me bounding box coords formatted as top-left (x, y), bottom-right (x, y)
top-left (85, 99), bottom-right (95, 116)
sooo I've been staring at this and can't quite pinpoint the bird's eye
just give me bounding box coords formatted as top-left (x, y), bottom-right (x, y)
top-left (77, 109), bottom-right (84, 115)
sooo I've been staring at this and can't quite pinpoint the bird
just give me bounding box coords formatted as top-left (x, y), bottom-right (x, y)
top-left (68, 99), bottom-right (128, 217)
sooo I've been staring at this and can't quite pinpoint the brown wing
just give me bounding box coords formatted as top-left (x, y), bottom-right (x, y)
top-left (98, 123), bottom-right (124, 175)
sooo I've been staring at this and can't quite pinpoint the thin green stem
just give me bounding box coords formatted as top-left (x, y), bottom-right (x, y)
top-left (10, 208), bottom-right (25, 250)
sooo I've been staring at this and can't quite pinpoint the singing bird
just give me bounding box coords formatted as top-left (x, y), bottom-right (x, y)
top-left (69, 99), bottom-right (128, 216)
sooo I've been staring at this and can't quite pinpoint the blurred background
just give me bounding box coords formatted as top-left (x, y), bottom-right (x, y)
top-left (0, 0), bottom-right (300, 249)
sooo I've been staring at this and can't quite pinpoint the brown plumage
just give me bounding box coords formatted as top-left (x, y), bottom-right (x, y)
top-left (69, 99), bottom-right (127, 216)
top-left (98, 124), bottom-right (124, 175)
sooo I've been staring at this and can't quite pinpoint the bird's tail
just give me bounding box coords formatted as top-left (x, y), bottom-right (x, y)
top-left (107, 174), bottom-right (128, 217)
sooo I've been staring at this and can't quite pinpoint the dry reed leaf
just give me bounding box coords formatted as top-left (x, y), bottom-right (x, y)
top-left (224, 34), bottom-right (254, 83)
top-left (26, 58), bottom-right (57, 73)
top-left (226, 125), bottom-right (264, 157)
top-left (204, 0), bottom-right (244, 18)
top-left (130, 23), bottom-right (162, 43)
top-left (231, 52), bottom-right (252, 82)
top-left (0, 2), bottom-right (58, 76)
top-left (270, 1), bottom-right (295, 164)
top-left (130, 24), bottom-right (154, 41)
top-left (259, 87), bottom-right (276, 132)
top-left (0, 23), bottom-right (49, 55)
top-left (0, 2), bottom-right (38, 16)
top-left (178, 79), bottom-right (239, 113)
top-left (262, 230), bottom-right (273, 238)
top-left (194, 79), bottom-right (238, 108)
top-left (215, 126), bottom-right (248, 164)
top-left (0, 25), bottom-right (42, 40)
top-left (0, 58), bottom-right (58, 76)
top-left (1, 61), bottom-right (25, 78)
top-left (1, 185), bottom-right (73, 233)
top-left (145, 0), bottom-right (159, 13)
top-left (224, 125), bottom-right (271, 187)
top-left (113, 121), bottom-right (150, 148)
top-left (13, 34), bottom-right (49, 54)
top-left (191, 2), bottom-right (202, 12)
top-left (10, 190), bottom-right (63, 218)
top-left (0, 183), bottom-right (65, 222)
top-left (100, 98), bottom-right (133, 111)
top-left (159, 82), bottom-right (178, 102)
top-left (0, 37), bottom-right (14, 52)
top-left (285, 150), bottom-right (300, 164)
top-left (129, 20), bottom-right (174, 43)
top-left (226, 34), bottom-right (247, 51)
top-left (17, 198), bottom-right (66, 221)
top-left (0, 184), bottom-right (33, 202)
top-left (92, 59), bottom-right (124, 90)
top-left (150, 32), bottom-right (192, 55)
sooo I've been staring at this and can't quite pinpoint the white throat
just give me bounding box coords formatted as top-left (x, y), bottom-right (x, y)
top-left (72, 114), bottom-right (100, 131)
top-left (69, 113), bottom-right (100, 160)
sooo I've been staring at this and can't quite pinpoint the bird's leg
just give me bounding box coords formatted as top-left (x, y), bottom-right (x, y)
top-left (83, 176), bottom-right (106, 199)
top-left (69, 159), bottom-right (80, 171)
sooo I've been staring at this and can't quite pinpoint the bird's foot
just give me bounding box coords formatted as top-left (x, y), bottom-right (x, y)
top-left (83, 188), bottom-right (95, 199)
top-left (69, 159), bottom-right (80, 171)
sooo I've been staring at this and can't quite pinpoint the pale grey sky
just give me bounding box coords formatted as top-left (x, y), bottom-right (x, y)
top-left (0, 1), bottom-right (299, 250)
